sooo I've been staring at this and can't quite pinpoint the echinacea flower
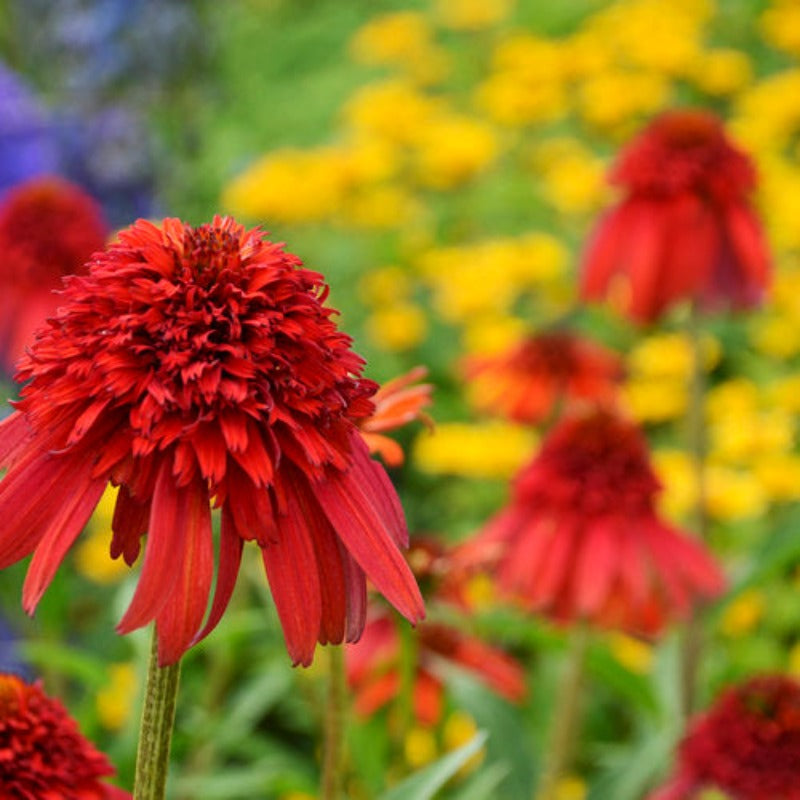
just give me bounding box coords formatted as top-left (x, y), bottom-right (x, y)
top-left (581, 110), bottom-right (771, 324)
top-left (650, 675), bottom-right (800, 800)
top-left (0, 176), bottom-right (108, 370)
top-left (0, 673), bottom-right (130, 799)
top-left (359, 365), bottom-right (433, 466)
top-left (0, 216), bottom-right (424, 666)
top-left (461, 330), bottom-right (622, 425)
top-left (462, 409), bottom-right (724, 635)
top-left (347, 611), bottom-right (526, 725)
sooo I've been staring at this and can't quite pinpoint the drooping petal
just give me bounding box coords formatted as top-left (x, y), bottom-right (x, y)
top-left (154, 472), bottom-right (214, 665)
top-left (340, 544), bottom-right (368, 643)
top-left (314, 462), bottom-right (424, 625)
top-left (262, 482), bottom-right (323, 666)
top-left (117, 458), bottom-right (190, 634)
top-left (573, 516), bottom-right (620, 616)
top-left (110, 485), bottom-right (149, 566)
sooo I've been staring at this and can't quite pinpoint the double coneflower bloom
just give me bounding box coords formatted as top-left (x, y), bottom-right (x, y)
top-left (651, 675), bottom-right (800, 800)
top-left (0, 673), bottom-right (130, 799)
top-left (0, 216), bottom-right (424, 666)
top-left (0, 176), bottom-right (108, 370)
top-left (581, 110), bottom-right (771, 323)
top-left (462, 408), bottom-right (724, 635)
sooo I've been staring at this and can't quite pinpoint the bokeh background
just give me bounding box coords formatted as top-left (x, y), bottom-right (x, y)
top-left (3, 0), bottom-right (800, 797)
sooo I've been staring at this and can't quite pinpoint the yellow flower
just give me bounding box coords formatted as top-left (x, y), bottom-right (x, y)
top-left (579, 70), bottom-right (672, 130)
top-left (760, 0), bottom-right (800, 57)
top-left (750, 314), bottom-right (800, 359)
top-left (434, 0), bottom-right (515, 31)
top-left (789, 642), bottom-right (800, 677)
top-left (688, 49), bottom-right (753, 96)
top-left (358, 265), bottom-right (413, 306)
top-left (754, 454), bottom-right (800, 502)
top-left (608, 632), bottom-right (653, 674)
top-left (556, 775), bottom-right (588, 800)
top-left (766, 375), bottom-right (800, 415)
top-left (461, 315), bottom-right (527, 356)
top-left (365, 304), bottom-right (428, 352)
top-left (76, 485), bottom-right (131, 584)
top-left (708, 405), bottom-right (795, 465)
top-left (443, 711), bottom-right (484, 776)
top-left (627, 332), bottom-right (718, 380)
top-left (706, 467), bottom-right (768, 521)
top-left (349, 12), bottom-right (448, 84)
top-left (720, 589), bottom-right (765, 638)
top-left (622, 379), bottom-right (688, 423)
top-left (731, 70), bottom-right (800, 155)
top-left (413, 114), bottom-right (498, 189)
top-left (413, 421), bottom-right (537, 479)
top-left (652, 449), bottom-right (695, 519)
top-left (705, 379), bottom-right (760, 421)
top-left (404, 727), bottom-right (438, 768)
top-left (343, 184), bottom-right (421, 230)
top-left (96, 662), bottom-right (137, 730)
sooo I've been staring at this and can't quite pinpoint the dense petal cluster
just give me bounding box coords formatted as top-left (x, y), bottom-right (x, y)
top-left (462, 330), bottom-right (622, 424)
top-left (0, 176), bottom-right (108, 370)
top-left (463, 409), bottom-right (724, 634)
top-left (581, 110), bottom-right (770, 323)
top-left (651, 675), bottom-right (800, 800)
top-left (0, 674), bottom-right (130, 799)
top-left (0, 216), bottom-right (423, 665)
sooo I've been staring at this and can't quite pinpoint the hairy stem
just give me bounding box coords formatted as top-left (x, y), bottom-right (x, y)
top-left (134, 634), bottom-right (181, 800)
top-left (321, 646), bottom-right (346, 800)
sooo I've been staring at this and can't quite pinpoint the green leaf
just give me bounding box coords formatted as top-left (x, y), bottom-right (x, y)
top-left (450, 762), bottom-right (510, 800)
top-left (378, 731), bottom-right (489, 800)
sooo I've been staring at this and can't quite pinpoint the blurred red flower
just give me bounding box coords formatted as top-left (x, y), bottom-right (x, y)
top-left (581, 110), bottom-right (770, 323)
top-left (0, 216), bottom-right (423, 666)
top-left (359, 365), bottom-right (433, 466)
top-left (461, 409), bottom-right (724, 635)
top-left (0, 673), bottom-right (130, 799)
top-left (0, 176), bottom-right (108, 370)
top-left (650, 675), bottom-right (800, 800)
top-left (461, 330), bottom-right (622, 425)
top-left (347, 612), bottom-right (526, 726)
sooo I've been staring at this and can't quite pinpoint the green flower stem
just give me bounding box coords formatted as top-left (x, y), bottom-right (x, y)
top-left (134, 633), bottom-right (181, 800)
top-left (321, 646), bottom-right (346, 800)
top-left (534, 626), bottom-right (589, 800)
top-left (681, 302), bottom-right (709, 719)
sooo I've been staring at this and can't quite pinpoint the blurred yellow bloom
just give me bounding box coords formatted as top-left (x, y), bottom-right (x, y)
top-left (443, 711), bottom-right (484, 776)
top-left (756, 156), bottom-right (800, 252)
top-left (731, 70), bottom-right (800, 155)
top-left (766, 375), bottom-right (800, 415)
top-left (532, 138), bottom-right (608, 215)
top-left (434, 0), bottom-right (515, 31)
top-left (709, 408), bottom-right (794, 464)
top-left (688, 49), bottom-right (753, 96)
top-left (343, 80), bottom-right (441, 145)
top-left (579, 70), bottom-right (672, 130)
top-left (789, 642), bottom-right (800, 677)
top-left (754, 454), bottom-right (800, 502)
top-left (627, 332), bottom-right (718, 380)
top-left (706, 467), bottom-right (768, 521)
top-left (404, 726), bottom-right (438, 768)
top-left (653, 449), bottom-right (695, 519)
top-left (358, 265), bottom-right (413, 306)
top-left (720, 589), bottom-right (765, 638)
top-left (608, 632), bottom-right (653, 674)
top-left (365, 304), bottom-right (428, 352)
top-left (760, 0), bottom-right (800, 57)
top-left (705, 379), bottom-right (760, 421)
top-left (556, 776), bottom-right (587, 800)
top-left (413, 421), bottom-right (537, 479)
top-left (751, 314), bottom-right (800, 359)
top-left (76, 485), bottom-right (130, 584)
top-left (413, 114), bottom-right (498, 188)
top-left (623, 379), bottom-right (688, 423)
top-left (461, 315), bottom-right (527, 356)
top-left (96, 662), bottom-right (137, 730)
top-left (344, 184), bottom-right (421, 229)
top-left (349, 12), bottom-right (448, 84)
top-left (462, 572), bottom-right (497, 609)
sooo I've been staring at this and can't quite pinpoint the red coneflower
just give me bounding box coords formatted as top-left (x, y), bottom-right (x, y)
top-left (462, 409), bottom-right (723, 635)
top-left (650, 675), bottom-right (800, 800)
top-left (0, 176), bottom-right (108, 370)
top-left (461, 330), bottom-right (622, 425)
top-left (0, 216), bottom-right (424, 666)
top-left (0, 673), bottom-right (130, 799)
top-left (581, 110), bottom-right (770, 324)
top-left (359, 365), bottom-right (434, 467)
top-left (347, 611), bottom-right (526, 726)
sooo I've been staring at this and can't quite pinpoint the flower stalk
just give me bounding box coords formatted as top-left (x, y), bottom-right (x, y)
top-left (134, 633), bottom-right (181, 800)
top-left (534, 625), bottom-right (589, 800)
top-left (321, 646), bottom-right (346, 800)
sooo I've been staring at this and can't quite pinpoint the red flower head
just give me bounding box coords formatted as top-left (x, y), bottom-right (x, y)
top-left (651, 675), bottom-right (800, 800)
top-left (358, 365), bottom-right (434, 467)
top-left (0, 176), bottom-right (108, 370)
top-left (347, 611), bottom-right (526, 726)
top-left (461, 330), bottom-right (622, 425)
top-left (463, 409), bottom-right (724, 635)
top-left (0, 216), bottom-right (424, 666)
top-left (581, 110), bottom-right (770, 323)
top-left (0, 673), bottom-right (130, 799)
